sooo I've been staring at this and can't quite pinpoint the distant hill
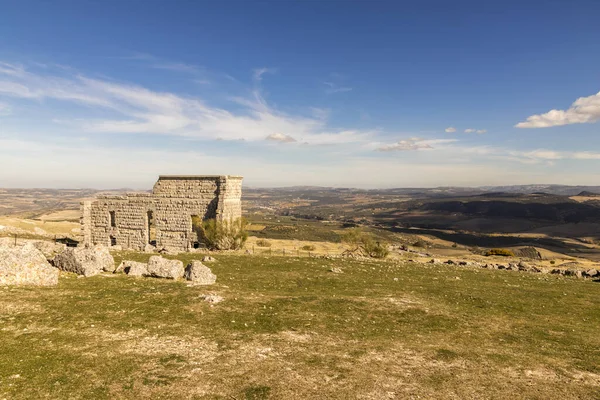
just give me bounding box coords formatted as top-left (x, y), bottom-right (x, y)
top-left (577, 191), bottom-right (599, 196)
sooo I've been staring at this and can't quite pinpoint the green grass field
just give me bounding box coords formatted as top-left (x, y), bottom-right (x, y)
top-left (1, 253), bottom-right (599, 399)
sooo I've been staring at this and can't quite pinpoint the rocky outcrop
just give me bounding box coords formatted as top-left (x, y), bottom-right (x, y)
top-left (184, 261), bottom-right (216, 284)
top-left (0, 243), bottom-right (59, 286)
top-left (53, 245), bottom-right (114, 277)
top-left (146, 256), bottom-right (184, 279)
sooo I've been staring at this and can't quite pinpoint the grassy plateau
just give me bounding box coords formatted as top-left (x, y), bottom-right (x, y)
top-left (1, 252), bottom-right (599, 399)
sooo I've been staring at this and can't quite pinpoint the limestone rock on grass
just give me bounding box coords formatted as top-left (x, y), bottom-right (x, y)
top-left (53, 245), bottom-right (114, 277)
top-left (202, 256), bottom-right (216, 262)
top-left (199, 294), bottom-right (223, 303)
top-left (32, 241), bottom-right (66, 260)
top-left (0, 243), bottom-right (58, 286)
top-left (146, 256), bottom-right (184, 279)
top-left (117, 260), bottom-right (149, 277)
top-left (184, 260), bottom-right (216, 284)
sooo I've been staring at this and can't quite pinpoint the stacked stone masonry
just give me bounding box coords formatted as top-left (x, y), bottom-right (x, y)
top-left (81, 175), bottom-right (243, 252)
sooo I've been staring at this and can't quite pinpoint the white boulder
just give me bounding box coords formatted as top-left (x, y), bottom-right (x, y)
top-left (53, 245), bottom-right (114, 277)
top-left (0, 243), bottom-right (59, 286)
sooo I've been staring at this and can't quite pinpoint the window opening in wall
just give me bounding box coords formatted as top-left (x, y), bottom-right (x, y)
top-left (110, 235), bottom-right (117, 246)
top-left (109, 211), bottom-right (116, 227)
top-left (147, 211), bottom-right (156, 246)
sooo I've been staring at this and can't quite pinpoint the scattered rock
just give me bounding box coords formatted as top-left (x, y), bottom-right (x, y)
top-left (146, 256), bottom-right (184, 279)
top-left (517, 261), bottom-right (530, 271)
top-left (184, 260), bottom-right (216, 284)
top-left (144, 244), bottom-right (156, 253)
top-left (53, 245), bottom-right (114, 277)
top-left (0, 243), bottom-right (59, 286)
top-left (199, 294), bottom-right (223, 304)
top-left (428, 259), bottom-right (439, 264)
top-left (111, 245), bottom-right (122, 251)
top-left (586, 269), bottom-right (598, 277)
top-left (32, 241), bottom-right (66, 260)
top-left (328, 267), bottom-right (343, 274)
top-left (117, 260), bottom-right (148, 277)
top-left (202, 256), bottom-right (216, 262)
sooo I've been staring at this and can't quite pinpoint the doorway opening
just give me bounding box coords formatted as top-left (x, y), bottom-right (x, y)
top-left (191, 215), bottom-right (203, 249)
top-left (147, 211), bottom-right (156, 246)
top-left (110, 235), bottom-right (117, 246)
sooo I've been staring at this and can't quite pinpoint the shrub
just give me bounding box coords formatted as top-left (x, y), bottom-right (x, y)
top-left (362, 237), bottom-right (390, 258)
top-left (412, 239), bottom-right (428, 248)
top-left (256, 239), bottom-right (272, 247)
top-left (550, 260), bottom-right (556, 265)
top-left (301, 244), bottom-right (316, 251)
top-left (341, 228), bottom-right (389, 259)
top-left (485, 248), bottom-right (515, 257)
top-left (199, 217), bottom-right (248, 250)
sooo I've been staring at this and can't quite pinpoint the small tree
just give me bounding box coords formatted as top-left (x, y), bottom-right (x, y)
top-left (342, 228), bottom-right (389, 259)
top-left (199, 217), bottom-right (248, 250)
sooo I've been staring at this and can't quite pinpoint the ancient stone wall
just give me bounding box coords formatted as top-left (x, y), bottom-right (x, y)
top-left (81, 175), bottom-right (243, 252)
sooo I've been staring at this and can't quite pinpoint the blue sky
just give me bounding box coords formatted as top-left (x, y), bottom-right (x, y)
top-left (1, 0), bottom-right (600, 188)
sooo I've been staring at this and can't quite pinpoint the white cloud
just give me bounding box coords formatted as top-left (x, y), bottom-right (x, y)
top-left (376, 137), bottom-right (457, 152)
top-left (265, 133), bottom-right (296, 143)
top-left (516, 91), bottom-right (600, 128)
top-left (476, 129), bottom-right (486, 134)
top-left (253, 67), bottom-right (276, 82)
top-left (445, 127), bottom-right (456, 133)
top-left (0, 62), bottom-right (373, 146)
top-left (323, 82), bottom-right (352, 94)
top-left (464, 128), bottom-right (476, 133)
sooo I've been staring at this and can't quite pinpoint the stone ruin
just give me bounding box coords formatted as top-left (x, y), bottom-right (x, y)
top-left (81, 175), bottom-right (243, 252)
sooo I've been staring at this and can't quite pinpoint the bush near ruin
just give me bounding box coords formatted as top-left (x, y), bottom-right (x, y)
top-left (199, 218), bottom-right (248, 250)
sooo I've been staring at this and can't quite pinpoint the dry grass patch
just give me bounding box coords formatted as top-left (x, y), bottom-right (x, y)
top-left (1, 255), bottom-right (599, 399)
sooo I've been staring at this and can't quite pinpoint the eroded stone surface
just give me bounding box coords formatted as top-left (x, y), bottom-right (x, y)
top-left (53, 245), bottom-right (114, 277)
top-left (184, 260), bottom-right (216, 284)
top-left (146, 256), bottom-right (184, 279)
top-left (81, 175), bottom-right (243, 253)
top-left (0, 243), bottom-right (59, 286)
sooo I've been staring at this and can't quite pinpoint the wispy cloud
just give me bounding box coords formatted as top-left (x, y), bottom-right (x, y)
top-left (376, 137), bottom-right (457, 152)
top-left (445, 127), bottom-right (456, 133)
top-left (152, 62), bottom-right (203, 74)
top-left (0, 101), bottom-right (11, 116)
top-left (0, 61), bottom-right (373, 146)
top-left (464, 128), bottom-right (487, 134)
top-left (265, 133), bottom-right (297, 143)
top-left (323, 81), bottom-right (352, 94)
top-left (516, 90), bottom-right (600, 128)
top-left (253, 67), bottom-right (276, 82)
